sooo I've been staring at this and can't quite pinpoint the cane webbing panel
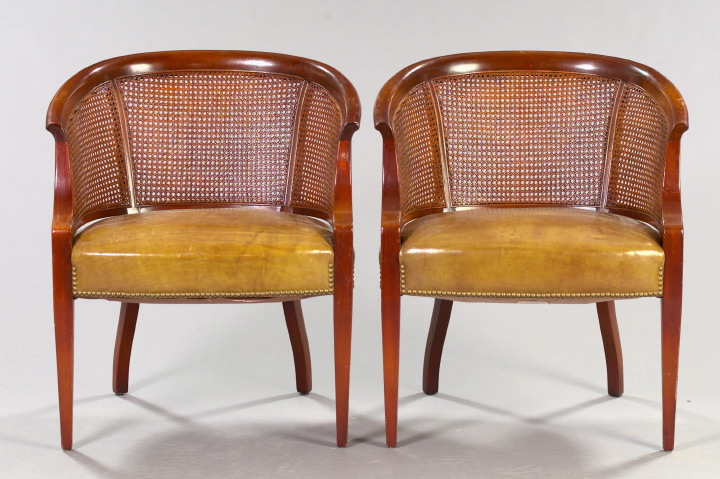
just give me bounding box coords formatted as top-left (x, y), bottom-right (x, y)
top-left (291, 82), bottom-right (343, 215)
top-left (433, 72), bottom-right (620, 207)
top-left (116, 71), bottom-right (304, 206)
top-left (66, 81), bottom-right (131, 220)
top-left (607, 84), bottom-right (668, 224)
top-left (392, 82), bottom-right (447, 217)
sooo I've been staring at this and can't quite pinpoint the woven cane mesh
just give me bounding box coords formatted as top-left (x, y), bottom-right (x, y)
top-left (607, 84), bottom-right (668, 224)
top-left (116, 71), bottom-right (303, 206)
top-left (433, 72), bottom-right (620, 206)
top-left (291, 82), bottom-right (343, 215)
top-left (66, 81), bottom-right (131, 220)
top-left (393, 82), bottom-right (447, 216)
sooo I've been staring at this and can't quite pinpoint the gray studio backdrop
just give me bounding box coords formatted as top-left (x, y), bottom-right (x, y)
top-left (1, 1), bottom-right (718, 478)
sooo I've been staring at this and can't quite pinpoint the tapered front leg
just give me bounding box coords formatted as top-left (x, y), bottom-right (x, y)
top-left (52, 232), bottom-right (74, 450)
top-left (596, 301), bottom-right (623, 397)
top-left (661, 256), bottom-right (682, 451)
top-left (381, 283), bottom-right (401, 448)
top-left (381, 239), bottom-right (401, 447)
top-left (282, 301), bottom-right (312, 394)
top-left (380, 135), bottom-right (402, 447)
top-left (113, 302), bottom-right (139, 395)
top-left (333, 229), bottom-right (353, 447)
top-left (54, 290), bottom-right (74, 450)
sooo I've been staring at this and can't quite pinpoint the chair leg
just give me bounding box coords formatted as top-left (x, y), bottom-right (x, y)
top-left (381, 290), bottom-right (400, 448)
top-left (333, 268), bottom-right (353, 447)
top-left (661, 263), bottom-right (682, 451)
top-left (112, 302), bottom-right (139, 395)
top-left (381, 268), bottom-right (401, 447)
top-left (53, 270), bottom-right (74, 450)
top-left (423, 299), bottom-right (453, 395)
top-left (596, 301), bottom-right (623, 397)
top-left (282, 301), bottom-right (312, 394)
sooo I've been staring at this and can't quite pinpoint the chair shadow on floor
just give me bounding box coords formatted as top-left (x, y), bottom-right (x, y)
top-left (55, 388), bottom-right (718, 479)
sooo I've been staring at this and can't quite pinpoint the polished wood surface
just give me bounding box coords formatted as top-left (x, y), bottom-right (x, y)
top-left (422, 299), bottom-right (453, 395)
top-left (282, 301), bottom-right (312, 394)
top-left (48, 51), bottom-right (360, 449)
top-left (331, 139), bottom-right (354, 447)
top-left (376, 51), bottom-right (687, 450)
top-left (375, 51), bottom-right (687, 141)
top-left (48, 50), bottom-right (361, 143)
top-left (660, 138), bottom-right (684, 451)
top-left (380, 136), bottom-right (402, 447)
top-left (51, 138), bottom-right (74, 450)
top-left (52, 236), bottom-right (73, 451)
top-left (112, 302), bottom-right (139, 395)
top-left (596, 301), bottom-right (623, 397)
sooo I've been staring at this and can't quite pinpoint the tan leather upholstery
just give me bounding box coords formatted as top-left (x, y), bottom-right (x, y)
top-left (72, 208), bottom-right (334, 299)
top-left (400, 208), bottom-right (664, 302)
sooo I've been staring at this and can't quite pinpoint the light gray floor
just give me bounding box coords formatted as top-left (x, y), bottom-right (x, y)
top-left (2, 298), bottom-right (720, 478)
top-left (2, 1), bottom-right (719, 477)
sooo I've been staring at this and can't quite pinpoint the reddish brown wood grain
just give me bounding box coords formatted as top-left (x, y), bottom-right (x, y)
top-left (660, 139), bottom-right (684, 451)
top-left (113, 303), bottom-right (139, 395)
top-left (51, 138), bottom-right (74, 450)
top-left (331, 139), bottom-right (355, 447)
top-left (52, 234), bottom-right (73, 451)
top-left (596, 301), bottom-right (624, 397)
top-left (379, 137), bottom-right (402, 447)
top-left (423, 299), bottom-right (453, 395)
top-left (282, 301), bottom-right (312, 394)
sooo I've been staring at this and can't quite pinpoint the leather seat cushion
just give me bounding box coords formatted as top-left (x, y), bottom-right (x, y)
top-left (72, 208), bottom-right (334, 299)
top-left (399, 208), bottom-right (664, 302)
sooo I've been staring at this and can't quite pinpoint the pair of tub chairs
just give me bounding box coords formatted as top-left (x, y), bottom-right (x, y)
top-left (48, 51), bottom-right (687, 451)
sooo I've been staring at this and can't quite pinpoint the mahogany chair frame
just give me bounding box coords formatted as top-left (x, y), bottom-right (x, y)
top-left (375, 51), bottom-right (687, 450)
top-left (48, 51), bottom-right (360, 450)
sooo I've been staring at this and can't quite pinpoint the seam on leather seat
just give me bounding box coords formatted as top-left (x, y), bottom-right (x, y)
top-left (399, 264), bottom-right (664, 298)
top-left (72, 264), bottom-right (334, 299)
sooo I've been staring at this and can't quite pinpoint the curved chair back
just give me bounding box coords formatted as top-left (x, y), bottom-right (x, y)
top-left (375, 51), bottom-right (687, 230)
top-left (48, 51), bottom-right (360, 229)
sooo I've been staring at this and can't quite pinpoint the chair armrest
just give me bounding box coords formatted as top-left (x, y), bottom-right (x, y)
top-left (378, 125), bottom-right (401, 231)
top-left (50, 136), bottom-right (75, 300)
top-left (661, 139), bottom-right (684, 240)
top-left (51, 138), bottom-right (74, 238)
top-left (333, 140), bottom-right (353, 231)
top-left (662, 193), bottom-right (683, 234)
top-left (661, 138), bottom-right (683, 297)
top-left (378, 132), bottom-right (402, 299)
top-left (332, 139), bottom-right (354, 292)
top-left (380, 135), bottom-right (402, 262)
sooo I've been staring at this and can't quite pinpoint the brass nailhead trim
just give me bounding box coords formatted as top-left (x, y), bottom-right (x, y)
top-left (72, 264), bottom-right (335, 299)
top-left (75, 290), bottom-right (333, 299)
top-left (399, 264), bottom-right (664, 299)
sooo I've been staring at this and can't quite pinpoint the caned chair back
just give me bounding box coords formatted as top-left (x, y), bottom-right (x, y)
top-left (48, 51), bottom-right (360, 228)
top-left (375, 51), bottom-right (687, 230)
